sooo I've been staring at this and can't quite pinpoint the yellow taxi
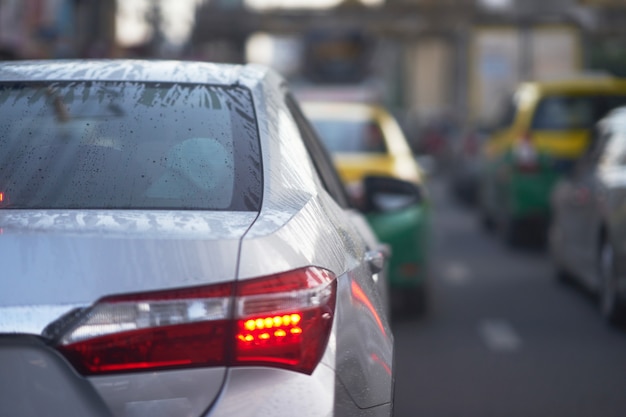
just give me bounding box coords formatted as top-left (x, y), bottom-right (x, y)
top-left (303, 101), bottom-right (430, 315)
top-left (479, 76), bottom-right (626, 246)
top-left (302, 102), bottom-right (423, 186)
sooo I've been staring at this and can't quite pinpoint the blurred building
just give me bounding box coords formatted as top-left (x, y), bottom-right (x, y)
top-left (0, 0), bottom-right (116, 59)
top-left (187, 0), bottom-right (626, 141)
top-left (5, 0), bottom-right (626, 149)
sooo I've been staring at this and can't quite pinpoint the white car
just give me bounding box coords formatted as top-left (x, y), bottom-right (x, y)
top-left (0, 60), bottom-right (395, 417)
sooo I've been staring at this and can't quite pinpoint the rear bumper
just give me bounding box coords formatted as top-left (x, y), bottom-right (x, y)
top-left (207, 366), bottom-right (393, 417)
top-left (0, 335), bottom-right (113, 417)
top-left (207, 366), bottom-right (335, 416)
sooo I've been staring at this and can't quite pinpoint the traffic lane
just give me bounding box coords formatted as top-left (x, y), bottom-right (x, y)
top-left (392, 180), bottom-right (626, 417)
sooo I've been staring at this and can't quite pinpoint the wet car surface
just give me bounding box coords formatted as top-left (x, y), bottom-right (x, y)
top-left (0, 60), bottom-right (394, 417)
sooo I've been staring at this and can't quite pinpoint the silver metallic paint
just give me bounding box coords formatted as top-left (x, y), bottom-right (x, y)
top-left (0, 60), bottom-right (394, 417)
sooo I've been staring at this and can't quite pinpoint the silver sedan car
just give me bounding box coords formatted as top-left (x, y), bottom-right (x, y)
top-left (0, 60), bottom-right (394, 417)
top-left (550, 107), bottom-right (626, 325)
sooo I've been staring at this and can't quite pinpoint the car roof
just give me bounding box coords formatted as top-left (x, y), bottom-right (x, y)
top-left (302, 101), bottom-right (386, 118)
top-left (519, 76), bottom-right (626, 96)
top-left (0, 59), bottom-right (271, 89)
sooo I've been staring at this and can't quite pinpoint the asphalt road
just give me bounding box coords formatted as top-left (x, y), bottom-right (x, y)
top-left (392, 177), bottom-right (626, 417)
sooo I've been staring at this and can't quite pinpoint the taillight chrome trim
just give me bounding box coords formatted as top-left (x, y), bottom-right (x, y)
top-left (235, 282), bottom-right (334, 318)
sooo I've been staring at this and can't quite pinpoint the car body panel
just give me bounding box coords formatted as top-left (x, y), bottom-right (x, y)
top-left (0, 210), bottom-right (253, 304)
top-left (91, 368), bottom-right (227, 417)
top-left (530, 130), bottom-right (590, 158)
top-left (208, 367), bottom-right (335, 417)
top-left (242, 84), bottom-right (394, 407)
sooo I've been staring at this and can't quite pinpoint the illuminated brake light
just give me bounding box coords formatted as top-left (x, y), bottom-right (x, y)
top-left (53, 267), bottom-right (336, 376)
top-left (237, 314), bottom-right (302, 342)
top-left (233, 267), bottom-right (336, 374)
top-left (0, 192), bottom-right (4, 202)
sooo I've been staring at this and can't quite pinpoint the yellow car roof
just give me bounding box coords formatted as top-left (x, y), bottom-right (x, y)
top-left (519, 76), bottom-right (626, 99)
top-left (302, 101), bottom-right (385, 120)
top-left (302, 101), bottom-right (424, 184)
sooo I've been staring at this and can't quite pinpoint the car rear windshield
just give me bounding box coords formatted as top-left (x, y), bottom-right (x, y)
top-left (0, 81), bottom-right (262, 211)
top-left (531, 95), bottom-right (626, 131)
top-left (310, 118), bottom-right (387, 153)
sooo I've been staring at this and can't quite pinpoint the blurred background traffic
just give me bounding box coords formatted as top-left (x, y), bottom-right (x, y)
top-left (4, 0), bottom-right (626, 416)
top-left (4, 0), bottom-right (624, 142)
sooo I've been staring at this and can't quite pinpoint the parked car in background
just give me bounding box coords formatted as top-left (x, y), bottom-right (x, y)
top-left (448, 123), bottom-right (490, 205)
top-left (302, 101), bottom-right (430, 315)
top-left (0, 60), bottom-right (396, 417)
top-left (550, 107), bottom-right (626, 324)
top-left (479, 76), bottom-right (626, 246)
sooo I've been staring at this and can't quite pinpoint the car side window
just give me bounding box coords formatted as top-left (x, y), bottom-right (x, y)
top-left (285, 94), bottom-right (351, 209)
top-left (531, 96), bottom-right (594, 130)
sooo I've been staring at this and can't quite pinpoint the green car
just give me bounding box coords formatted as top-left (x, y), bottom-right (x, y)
top-left (364, 180), bottom-right (430, 315)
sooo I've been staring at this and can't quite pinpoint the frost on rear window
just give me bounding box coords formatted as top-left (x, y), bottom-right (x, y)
top-left (0, 82), bottom-right (262, 211)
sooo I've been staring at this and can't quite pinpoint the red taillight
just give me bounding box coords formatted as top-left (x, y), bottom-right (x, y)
top-left (512, 133), bottom-right (539, 173)
top-left (54, 267), bottom-right (336, 376)
top-left (56, 283), bottom-right (233, 375)
top-left (235, 268), bottom-right (336, 373)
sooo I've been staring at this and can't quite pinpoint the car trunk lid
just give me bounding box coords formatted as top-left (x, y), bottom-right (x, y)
top-left (0, 209), bottom-right (256, 333)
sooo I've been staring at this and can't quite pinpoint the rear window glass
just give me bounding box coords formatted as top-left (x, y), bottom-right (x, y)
top-left (309, 118), bottom-right (387, 153)
top-left (0, 82), bottom-right (262, 211)
top-left (531, 95), bottom-right (626, 130)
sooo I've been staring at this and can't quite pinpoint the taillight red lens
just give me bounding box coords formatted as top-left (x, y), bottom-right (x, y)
top-left (58, 320), bottom-right (230, 375)
top-left (234, 268), bottom-right (336, 374)
top-left (54, 267), bottom-right (336, 376)
top-left (56, 282), bottom-right (233, 375)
